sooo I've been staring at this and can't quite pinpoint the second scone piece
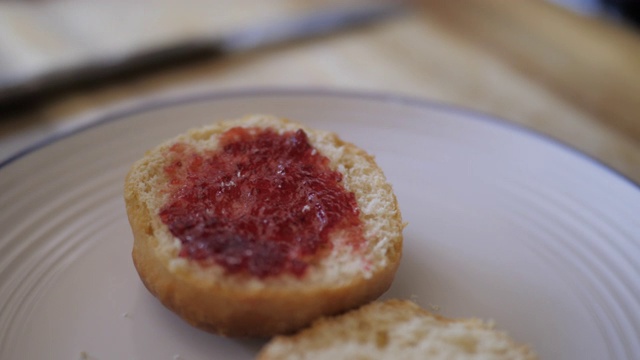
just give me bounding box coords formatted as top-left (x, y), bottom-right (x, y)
top-left (258, 299), bottom-right (538, 360)
top-left (124, 115), bottom-right (403, 337)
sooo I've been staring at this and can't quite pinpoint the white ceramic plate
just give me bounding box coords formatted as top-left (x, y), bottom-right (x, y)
top-left (1, 89), bottom-right (639, 360)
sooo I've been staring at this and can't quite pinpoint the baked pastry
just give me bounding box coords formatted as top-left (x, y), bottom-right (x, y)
top-left (258, 299), bottom-right (538, 359)
top-left (124, 115), bottom-right (403, 337)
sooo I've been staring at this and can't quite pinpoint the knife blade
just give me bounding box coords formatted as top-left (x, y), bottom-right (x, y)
top-left (0, 3), bottom-right (405, 113)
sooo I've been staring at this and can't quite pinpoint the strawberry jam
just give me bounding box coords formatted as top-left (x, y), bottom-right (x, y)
top-left (159, 127), bottom-right (364, 278)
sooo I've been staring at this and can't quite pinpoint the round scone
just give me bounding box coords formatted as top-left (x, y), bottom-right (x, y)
top-left (258, 299), bottom-right (538, 360)
top-left (124, 115), bottom-right (403, 337)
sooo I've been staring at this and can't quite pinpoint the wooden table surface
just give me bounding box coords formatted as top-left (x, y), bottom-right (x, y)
top-left (1, 0), bottom-right (639, 183)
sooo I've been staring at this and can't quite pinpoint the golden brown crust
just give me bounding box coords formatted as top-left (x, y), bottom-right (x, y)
top-left (257, 300), bottom-right (538, 359)
top-left (124, 115), bottom-right (403, 337)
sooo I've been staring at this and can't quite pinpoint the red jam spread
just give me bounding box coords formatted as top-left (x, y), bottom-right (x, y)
top-left (159, 127), bottom-right (364, 278)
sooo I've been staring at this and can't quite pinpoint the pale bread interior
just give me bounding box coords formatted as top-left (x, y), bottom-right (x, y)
top-left (258, 299), bottom-right (538, 360)
top-left (125, 115), bottom-right (402, 290)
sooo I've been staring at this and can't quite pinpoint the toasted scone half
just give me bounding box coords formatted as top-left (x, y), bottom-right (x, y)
top-left (124, 115), bottom-right (403, 337)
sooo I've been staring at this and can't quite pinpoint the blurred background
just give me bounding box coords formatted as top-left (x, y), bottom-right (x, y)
top-left (0, 0), bottom-right (639, 182)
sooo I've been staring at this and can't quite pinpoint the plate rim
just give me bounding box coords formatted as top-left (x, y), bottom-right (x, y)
top-left (2, 86), bottom-right (638, 190)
